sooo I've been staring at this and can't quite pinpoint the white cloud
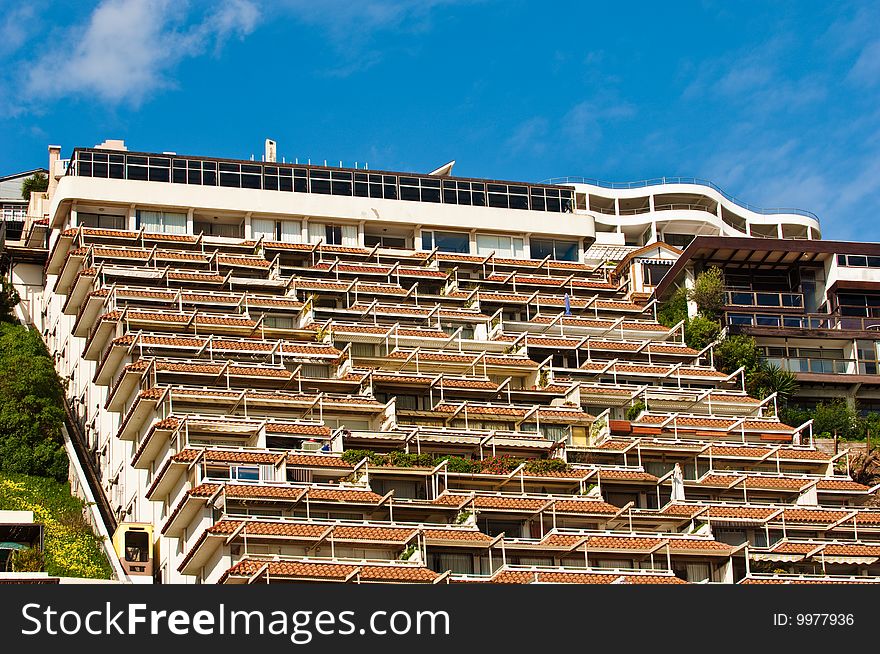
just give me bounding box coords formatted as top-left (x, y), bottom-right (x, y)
top-left (504, 117), bottom-right (549, 156)
top-left (0, 6), bottom-right (35, 55)
top-left (278, 0), bottom-right (479, 76)
top-left (848, 40), bottom-right (880, 87)
top-left (24, 0), bottom-right (259, 106)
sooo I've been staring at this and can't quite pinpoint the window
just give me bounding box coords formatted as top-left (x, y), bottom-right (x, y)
top-left (529, 187), bottom-right (573, 212)
top-left (231, 465), bottom-right (260, 481)
top-left (642, 262), bottom-right (673, 286)
top-left (399, 177), bottom-right (441, 203)
top-left (728, 314), bottom-right (754, 326)
top-left (193, 220), bottom-right (242, 238)
top-left (838, 254), bottom-right (880, 268)
top-left (663, 233), bottom-right (695, 248)
top-left (441, 180), bottom-right (486, 206)
top-left (78, 212), bottom-right (126, 230)
top-left (354, 173), bottom-right (398, 199)
top-left (307, 222), bottom-right (357, 246)
top-left (364, 233), bottom-right (407, 249)
top-left (529, 237), bottom-right (579, 262)
top-left (476, 233), bottom-right (524, 258)
top-left (136, 210), bottom-right (187, 234)
top-left (252, 218), bottom-right (277, 241)
top-left (2, 204), bottom-right (26, 221)
top-left (281, 219), bottom-right (301, 243)
top-left (325, 224), bottom-right (342, 245)
top-left (309, 169), bottom-right (354, 195)
top-left (422, 230), bottom-right (470, 254)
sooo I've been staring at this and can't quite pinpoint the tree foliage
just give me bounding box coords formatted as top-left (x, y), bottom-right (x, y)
top-left (657, 286), bottom-right (688, 328)
top-left (779, 400), bottom-right (880, 441)
top-left (20, 172), bottom-right (48, 200)
top-left (0, 278), bottom-right (20, 323)
top-left (715, 334), bottom-right (760, 375)
top-left (684, 315), bottom-right (721, 350)
top-left (687, 266), bottom-right (726, 318)
top-left (747, 361), bottom-right (799, 402)
top-left (0, 323), bottom-right (68, 480)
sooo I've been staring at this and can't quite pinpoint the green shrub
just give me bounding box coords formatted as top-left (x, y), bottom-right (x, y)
top-left (748, 362), bottom-right (799, 402)
top-left (7, 547), bottom-right (45, 572)
top-left (0, 473), bottom-right (112, 578)
top-left (657, 287), bottom-right (688, 328)
top-left (684, 315), bottom-right (721, 350)
top-left (523, 458), bottom-right (569, 474)
top-left (0, 324), bottom-right (68, 481)
top-left (625, 400), bottom-right (646, 422)
top-left (688, 266), bottom-right (725, 318)
top-left (437, 456), bottom-right (482, 474)
top-left (340, 449), bottom-right (380, 466)
top-left (714, 334), bottom-right (759, 375)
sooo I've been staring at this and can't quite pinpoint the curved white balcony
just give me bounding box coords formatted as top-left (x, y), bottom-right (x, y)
top-left (544, 176), bottom-right (821, 244)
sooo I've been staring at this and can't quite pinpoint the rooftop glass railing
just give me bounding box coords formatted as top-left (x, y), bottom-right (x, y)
top-left (66, 148), bottom-right (576, 214)
top-left (541, 175), bottom-right (819, 220)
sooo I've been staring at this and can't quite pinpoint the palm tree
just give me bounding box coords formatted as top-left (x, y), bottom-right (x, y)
top-left (748, 361), bottom-right (799, 402)
top-left (20, 172), bottom-right (48, 200)
top-left (849, 450), bottom-right (880, 486)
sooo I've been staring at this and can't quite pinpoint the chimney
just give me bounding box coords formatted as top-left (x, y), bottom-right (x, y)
top-left (47, 145), bottom-right (61, 198)
top-left (265, 139), bottom-right (277, 163)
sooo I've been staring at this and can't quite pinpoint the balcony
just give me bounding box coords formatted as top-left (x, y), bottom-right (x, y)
top-left (727, 311), bottom-right (880, 331)
top-left (763, 356), bottom-right (854, 375)
top-left (726, 290), bottom-right (803, 309)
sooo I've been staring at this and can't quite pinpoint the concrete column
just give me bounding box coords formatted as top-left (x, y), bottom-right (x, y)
top-left (684, 266), bottom-right (698, 319)
top-left (47, 145), bottom-right (61, 199)
top-left (186, 208), bottom-right (195, 235)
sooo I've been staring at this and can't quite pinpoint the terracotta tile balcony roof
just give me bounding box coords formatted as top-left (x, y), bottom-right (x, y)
top-left (487, 568), bottom-right (687, 585)
top-left (188, 482), bottom-right (383, 505)
top-left (221, 558), bottom-right (439, 584)
top-left (263, 242), bottom-right (372, 256)
top-left (433, 492), bottom-right (619, 514)
top-left (62, 227), bottom-right (198, 243)
top-left (386, 350), bottom-right (538, 367)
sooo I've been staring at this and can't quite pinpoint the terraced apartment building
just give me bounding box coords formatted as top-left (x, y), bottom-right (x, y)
top-left (4, 139), bottom-right (880, 585)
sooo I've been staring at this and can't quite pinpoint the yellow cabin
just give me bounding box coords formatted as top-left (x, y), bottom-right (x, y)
top-left (112, 522), bottom-right (154, 578)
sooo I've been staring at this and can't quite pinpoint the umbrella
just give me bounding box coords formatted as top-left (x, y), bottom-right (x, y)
top-left (564, 293), bottom-right (572, 316)
top-left (671, 463), bottom-right (686, 502)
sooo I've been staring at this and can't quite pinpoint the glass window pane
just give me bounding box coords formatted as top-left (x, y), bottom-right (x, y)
top-left (434, 231), bottom-right (470, 253)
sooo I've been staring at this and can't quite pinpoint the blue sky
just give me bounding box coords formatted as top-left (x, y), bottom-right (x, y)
top-left (1, 0), bottom-right (879, 240)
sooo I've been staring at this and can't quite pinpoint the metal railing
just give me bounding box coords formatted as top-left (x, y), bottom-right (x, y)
top-left (763, 356), bottom-right (854, 375)
top-left (540, 175), bottom-right (819, 220)
top-left (728, 311), bottom-right (880, 331)
top-left (726, 291), bottom-right (804, 309)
